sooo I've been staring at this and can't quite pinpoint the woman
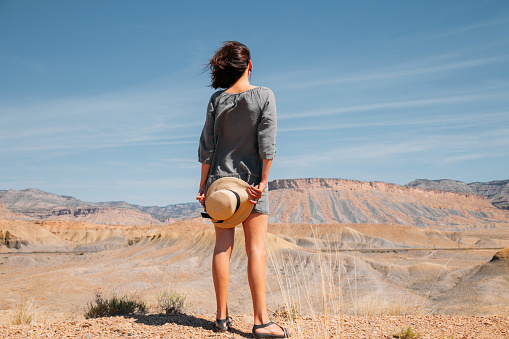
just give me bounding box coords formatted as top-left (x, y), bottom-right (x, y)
top-left (197, 41), bottom-right (289, 338)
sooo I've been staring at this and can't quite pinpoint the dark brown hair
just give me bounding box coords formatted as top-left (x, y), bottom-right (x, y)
top-left (207, 41), bottom-right (251, 89)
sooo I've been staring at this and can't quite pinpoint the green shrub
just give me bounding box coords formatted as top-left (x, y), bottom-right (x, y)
top-left (156, 290), bottom-right (188, 315)
top-left (84, 292), bottom-right (147, 319)
top-left (393, 326), bottom-right (421, 339)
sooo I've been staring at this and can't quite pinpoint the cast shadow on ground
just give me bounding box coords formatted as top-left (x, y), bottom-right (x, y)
top-left (125, 313), bottom-right (252, 338)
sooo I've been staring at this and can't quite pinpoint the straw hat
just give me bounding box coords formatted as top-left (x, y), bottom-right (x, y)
top-left (204, 177), bottom-right (254, 228)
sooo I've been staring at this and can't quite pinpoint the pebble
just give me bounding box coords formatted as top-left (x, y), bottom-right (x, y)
top-left (0, 314), bottom-right (508, 338)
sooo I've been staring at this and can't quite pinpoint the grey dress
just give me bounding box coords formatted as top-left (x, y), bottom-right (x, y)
top-left (198, 86), bottom-right (277, 215)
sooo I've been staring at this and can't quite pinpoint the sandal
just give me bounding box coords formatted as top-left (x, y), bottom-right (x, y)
top-left (214, 317), bottom-right (233, 332)
top-left (252, 321), bottom-right (290, 338)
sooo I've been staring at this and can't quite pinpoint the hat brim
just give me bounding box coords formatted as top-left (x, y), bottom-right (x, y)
top-left (206, 177), bottom-right (254, 228)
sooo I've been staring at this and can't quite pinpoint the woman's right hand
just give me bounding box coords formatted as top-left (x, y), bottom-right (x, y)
top-left (196, 186), bottom-right (207, 208)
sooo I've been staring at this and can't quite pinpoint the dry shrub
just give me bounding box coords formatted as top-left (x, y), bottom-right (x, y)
top-left (84, 292), bottom-right (147, 319)
top-left (156, 290), bottom-right (188, 315)
top-left (392, 326), bottom-right (421, 339)
top-left (272, 303), bottom-right (300, 320)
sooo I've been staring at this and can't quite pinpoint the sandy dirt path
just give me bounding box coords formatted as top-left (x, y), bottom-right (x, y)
top-left (0, 314), bottom-right (508, 338)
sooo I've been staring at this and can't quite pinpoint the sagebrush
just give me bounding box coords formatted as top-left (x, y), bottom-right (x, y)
top-left (84, 292), bottom-right (147, 319)
top-left (393, 326), bottom-right (422, 339)
top-left (156, 290), bottom-right (188, 315)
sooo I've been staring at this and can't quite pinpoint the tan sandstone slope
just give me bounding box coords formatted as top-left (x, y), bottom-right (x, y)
top-left (268, 178), bottom-right (509, 225)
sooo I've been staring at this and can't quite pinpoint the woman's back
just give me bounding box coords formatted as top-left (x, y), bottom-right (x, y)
top-left (199, 86), bottom-right (276, 185)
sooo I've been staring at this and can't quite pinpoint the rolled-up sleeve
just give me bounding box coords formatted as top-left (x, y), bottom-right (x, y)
top-left (198, 99), bottom-right (215, 164)
top-left (258, 89), bottom-right (277, 159)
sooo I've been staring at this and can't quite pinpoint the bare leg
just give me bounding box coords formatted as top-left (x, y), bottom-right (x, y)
top-left (212, 226), bottom-right (235, 320)
top-left (243, 213), bottom-right (286, 336)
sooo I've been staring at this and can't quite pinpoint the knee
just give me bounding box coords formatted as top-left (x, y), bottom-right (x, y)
top-left (214, 239), bottom-right (234, 254)
top-left (246, 246), bottom-right (266, 259)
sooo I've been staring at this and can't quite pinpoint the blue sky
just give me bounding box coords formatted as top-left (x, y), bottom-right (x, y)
top-left (1, 0), bottom-right (508, 206)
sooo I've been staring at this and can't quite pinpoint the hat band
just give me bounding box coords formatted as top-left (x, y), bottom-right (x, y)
top-left (201, 190), bottom-right (241, 223)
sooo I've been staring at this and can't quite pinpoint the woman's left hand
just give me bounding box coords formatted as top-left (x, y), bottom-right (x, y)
top-left (196, 186), bottom-right (207, 208)
top-left (247, 181), bottom-right (266, 204)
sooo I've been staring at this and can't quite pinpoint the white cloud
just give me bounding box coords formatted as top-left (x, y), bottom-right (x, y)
top-left (279, 92), bottom-right (501, 120)
top-left (279, 112), bottom-right (509, 133)
top-left (285, 56), bottom-right (508, 90)
top-left (431, 16), bottom-right (509, 39)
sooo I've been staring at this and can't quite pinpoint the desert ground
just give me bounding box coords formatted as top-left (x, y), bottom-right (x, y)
top-left (1, 217), bottom-right (509, 337)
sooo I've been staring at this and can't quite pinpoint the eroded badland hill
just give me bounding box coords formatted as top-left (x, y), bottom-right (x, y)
top-left (268, 178), bottom-right (508, 225)
top-left (1, 178), bottom-right (509, 326)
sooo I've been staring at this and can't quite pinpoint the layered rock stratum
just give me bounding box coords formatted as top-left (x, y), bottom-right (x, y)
top-left (2, 178), bottom-right (509, 226)
top-left (268, 178), bottom-right (509, 225)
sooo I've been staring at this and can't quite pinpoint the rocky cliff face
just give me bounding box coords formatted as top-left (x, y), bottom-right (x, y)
top-left (268, 178), bottom-right (509, 225)
top-left (3, 178), bottom-right (509, 226)
top-left (406, 179), bottom-right (509, 210)
top-left (0, 230), bottom-right (28, 249)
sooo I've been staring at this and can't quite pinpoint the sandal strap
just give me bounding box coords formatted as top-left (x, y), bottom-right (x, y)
top-left (216, 317), bottom-right (231, 324)
top-left (253, 321), bottom-right (275, 330)
top-left (215, 317), bottom-right (232, 330)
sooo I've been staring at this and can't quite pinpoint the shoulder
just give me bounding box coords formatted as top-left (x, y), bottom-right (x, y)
top-left (209, 90), bottom-right (226, 107)
top-left (256, 86), bottom-right (274, 97)
top-left (253, 86), bottom-right (275, 104)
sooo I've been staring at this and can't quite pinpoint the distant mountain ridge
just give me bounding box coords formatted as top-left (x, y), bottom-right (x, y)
top-left (268, 178), bottom-right (509, 225)
top-left (0, 189), bottom-right (201, 224)
top-left (406, 179), bottom-right (509, 210)
top-left (1, 177), bottom-right (508, 226)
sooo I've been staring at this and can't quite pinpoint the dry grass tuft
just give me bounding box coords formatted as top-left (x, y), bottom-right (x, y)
top-left (10, 298), bottom-right (41, 325)
top-left (267, 224), bottom-right (449, 338)
top-left (356, 294), bottom-right (433, 316)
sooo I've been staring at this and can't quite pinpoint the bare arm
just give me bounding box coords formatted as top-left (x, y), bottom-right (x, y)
top-left (196, 163), bottom-right (211, 208)
top-left (247, 159), bottom-right (272, 204)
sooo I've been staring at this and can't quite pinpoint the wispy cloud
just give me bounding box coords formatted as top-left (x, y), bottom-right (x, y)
top-left (0, 84), bottom-right (206, 155)
top-left (0, 53), bottom-right (45, 72)
top-left (444, 151), bottom-right (509, 163)
top-left (277, 139), bottom-right (439, 168)
top-left (279, 111), bottom-right (509, 133)
top-left (286, 56), bottom-right (508, 90)
top-left (431, 16), bottom-right (509, 39)
top-left (277, 126), bottom-right (509, 169)
top-left (279, 92), bottom-right (500, 120)
top-left (1, 138), bottom-right (196, 154)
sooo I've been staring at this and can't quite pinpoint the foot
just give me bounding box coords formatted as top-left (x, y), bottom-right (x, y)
top-left (214, 317), bottom-right (232, 332)
top-left (252, 321), bottom-right (290, 338)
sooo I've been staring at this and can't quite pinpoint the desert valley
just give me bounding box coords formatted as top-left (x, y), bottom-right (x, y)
top-left (1, 178), bottom-right (509, 338)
